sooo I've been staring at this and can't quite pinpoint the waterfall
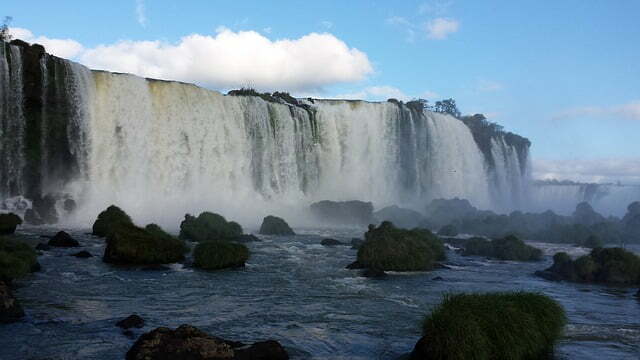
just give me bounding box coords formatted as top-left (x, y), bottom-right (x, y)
top-left (0, 41), bottom-right (532, 226)
top-left (531, 183), bottom-right (640, 217)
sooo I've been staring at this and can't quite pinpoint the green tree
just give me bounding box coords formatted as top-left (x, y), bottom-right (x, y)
top-left (434, 98), bottom-right (461, 118)
top-left (0, 16), bottom-right (12, 42)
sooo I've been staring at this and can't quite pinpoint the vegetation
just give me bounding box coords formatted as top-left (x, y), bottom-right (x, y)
top-left (193, 241), bottom-right (249, 270)
top-left (356, 221), bottom-right (445, 271)
top-left (259, 215), bottom-right (295, 235)
top-left (0, 16), bottom-right (11, 42)
top-left (0, 237), bottom-right (38, 282)
top-left (104, 223), bottom-right (187, 265)
top-left (0, 213), bottom-right (22, 235)
top-left (538, 248), bottom-right (640, 285)
top-left (462, 235), bottom-right (543, 261)
top-left (433, 98), bottom-right (461, 118)
top-left (179, 212), bottom-right (243, 242)
top-left (412, 292), bottom-right (566, 360)
top-left (437, 224), bottom-right (458, 237)
top-left (92, 205), bottom-right (134, 237)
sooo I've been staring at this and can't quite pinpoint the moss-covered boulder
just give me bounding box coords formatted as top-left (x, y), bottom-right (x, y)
top-left (103, 223), bottom-right (187, 265)
top-left (92, 205), bottom-right (134, 237)
top-left (437, 224), bottom-right (458, 237)
top-left (536, 247), bottom-right (640, 285)
top-left (48, 231), bottom-right (79, 247)
top-left (355, 221), bottom-right (445, 271)
top-left (259, 215), bottom-right (295, 236)
top-left (0, 237), bottom-right (39, 283)
top-left (411, 292), bottom-right (566, 360)
top-left (179, 212), bottom-right (243, 242)
top-left (193, 241), bottom-right (249, 270)
top-left (0, 213), bottom-right (22, 235)
top-left (462, 235), bottom-right (542, 261)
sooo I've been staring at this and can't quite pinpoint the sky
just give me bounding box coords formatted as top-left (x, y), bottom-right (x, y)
top-left (3, 0), bottom-right (640, 184)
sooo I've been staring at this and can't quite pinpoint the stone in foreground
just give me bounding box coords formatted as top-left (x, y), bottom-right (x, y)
top-left (259, 216), bottom-right (295, 236)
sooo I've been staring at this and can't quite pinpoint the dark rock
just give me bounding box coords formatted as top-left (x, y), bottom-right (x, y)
top-left (93, 205), bottom-right (134, 237)
top-left (259, 216), bottom-right (295, 236)
top-left (350, 238), bottom-right (364, 249)
top-left (193, 241), bottom-right (249, 270)
top-left (104, 223), bottom-right (186, 265)
top-left (234, 340), bottom-right (289, 360)
top-left (35, 243), bottom-right (50, 251)
top-left (573, 201), bottom-right (605, 226)
top-left (346, 261), bottom-right (365, 269)
top-left (32, 195), bottom-right (59, 224)
top-left (432, 276), bottom-right (444, 281)
top-left (63, 198), bottom-right (77, 213)
top-left (24, 208), bottom-right (44, 225)
top-left (141, 265), bottom-right (171, 271)
top-left (236, 234), bottom-right (260, 243)
top-left (0, 238), bottom-right (39, 282)
top-left (0, 213), bottom-right (22, 235)
top-left (48, 231), bottom-right (79, 247)
top-left (423, 198), bottom-right (478, 229)
top-left (320, 238), bottom-right (344, 246)
top-left (0, 281), bottom-right (24, 323)
top-left (361, 268), bottom-right (387, 278)
top-left (374, 205), bottom-right (425, 229)
top-left (310, 200), bottom-right (374, 226)
top-left (123, 330), bottom-right (135, 339)
top-left (71, 251), bottom-right (92, 258)
top-left (180, 212), bottom-right (243, 242)
top-left (116, 314), bottom-right (145, 329)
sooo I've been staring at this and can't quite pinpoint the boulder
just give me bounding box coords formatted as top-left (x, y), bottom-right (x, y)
top-left (373, 205), bottom-right (425, 229)
top-left (0, 238), bottom-right (39, 283)
top-left (259, 216), bottom-right (295, 236)
top-left (92, 205), bottom-right (134, 237)
top-left (462, 235), bottom-right (542, 261)
top-left (103, 223), bottom-right (186, 265)
top-left (193, 241), bottom-right (249, 270)
top-left (0, 213), bottom-right (22, 235)
top-left (423, 198), bottom-right (478, 229)
top-left (361, 268), bottom-right (387, 278)
top-left (234, 340), bottom-right (289, 360)
top-left (573, 202), bottom-right (606, 226)
top-left (0, 281), bottom-right (24, 323)
top-left (320, 238), bottom-right (344, 246)
top-left (116, 314), bottom-right (145, 329)
top-left (71, 250), bottom-right (92, 258)
top-left (309, 200), bottom-right (374, 226)
top-left (180, 212), bottom-right (243, 242)
top-left (48, 231), bottom-right (79, 247)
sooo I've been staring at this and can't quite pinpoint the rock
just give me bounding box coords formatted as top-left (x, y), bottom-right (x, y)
top-left (320, 238), bottom-right (344, 246)
top-left (236, 234), bottom-right (260, 243)
top-left (462, 235), bottom-right (542, 261)
top-left (48, 231), bottom-right (80, 247)
top-left (259, 216), bottom-right (295, 236)
top-left (104, 223), bottom-right (186, 265)
top-left (32, 195), bottom-right (59, 224)
top-left (116, 314), bottom-right (145, 329)
top-left (234, 340), bottom-right (289, 360)
top-left (345, 261), bottom-right (365, 269)
top-left (573, 202), bottom-right (606, 226)
top-left (71, 250), bottom-right (93, 258)
top-left (35, 243), bottom-right (50, 251)
top-left (180, 212), bottom-right (243, 242)
top-left (310, 200), bottom-right (374, 226)
top-left (432, 276), bottom-right (444, 281)
top-left (423, 198), bottom-right (478, 229)
top-left (24, 208), bottom-right (44, 225)
top-left (350, 238), bottom-right (364, 249)
top-left (437, 224), bottom-right (458, 237)
top-left (93, 205), bottom-right (134, 237)
top-left (126, 324), bottom-right (234, 360)
top-left (63, 198), bottom-right (77, 213)
top-left (193, 241), bottom-right (249, 270)
top-left (361, 268), bottom-right (387, 278)
top-left (0, 281), bottom-right (24, 323)
top-left (373, 205), bottom-right (425, 229)
top-left (0, 213), bottom-right (22, 235)
top-left (0, 238), bottom-right (39, 283)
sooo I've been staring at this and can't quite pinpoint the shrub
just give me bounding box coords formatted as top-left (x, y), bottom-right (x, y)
top-left (104, 223), bottom-right (187, 265)
top-left (462, 235), bottom-right (542, 261)
top-left (0, 237), bottom-right (38, 282)
top-left (356, 221), bottom-right (445, 271)
top-left (193, 241), bottom-right (249, 270)
top-left (0, 213), bottom-right (22, 235)
top-left (412, 292), bottom-right (566, 360)
top-left (259, 215), bottom-right (295, 235)
top-left (179, 212), bottom-right (243, 242)
top-left (92, 205), bottom-right (133, 237)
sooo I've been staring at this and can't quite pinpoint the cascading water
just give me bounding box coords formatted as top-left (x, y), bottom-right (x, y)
top-left (0, 41), bottom-right (532, 227)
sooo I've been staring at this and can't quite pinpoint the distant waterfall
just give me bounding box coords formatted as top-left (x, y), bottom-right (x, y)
top-left (531, 183), bottom-right (640, 217)
top-left (0, 41), bottom-right (531, 226)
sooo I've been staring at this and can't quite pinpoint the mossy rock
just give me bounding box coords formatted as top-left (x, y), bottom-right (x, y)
top-left (462, 235), bottom-right (542, 261)
top-left (92, 205), bottom-right (134, 237)
top-left (0, 237), bottom-right (38, 282)
top-left (411, 292), bottom-right (566, 360)
top-left (259, 215), bottom-right (295, 236)
top-left (103, 223), bottom-right (187, 265)
top-left (437, 224), bottom-right (458, 237)
top-left (0, 213), bottom-right (22, 235)
top-left (193, 241), bottom-right (249, 270)
top-left (356, 221), bottom-right (445, 271)
top-left (179, 212), bottom-right (243, 242)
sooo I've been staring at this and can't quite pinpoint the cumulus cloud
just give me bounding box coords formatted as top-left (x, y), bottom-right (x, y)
top-left (135, 0), bottom-right (147, 27)
top-left (553, 100), bottom-right (640, 121)
top-left (425, 18), bottom-right (459, 40)
top-left (9, 27), bottom-right (374, 93)
top-left (8, 27), bottom-right (84, 58)
top-left (533, 158), bottom-right (640, 185)
top-left (333, 86), bottom-right (439, 102)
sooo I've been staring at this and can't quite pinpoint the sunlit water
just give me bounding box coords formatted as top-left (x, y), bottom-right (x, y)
top-left (1, 227), bottom-right (639, 359)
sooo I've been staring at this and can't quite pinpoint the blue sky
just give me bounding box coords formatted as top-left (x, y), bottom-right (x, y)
top-left (4, 0), bottom-right (640, 183)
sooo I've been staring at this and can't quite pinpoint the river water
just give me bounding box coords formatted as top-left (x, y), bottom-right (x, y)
top-left (1, 226), bottom-right (639, 359)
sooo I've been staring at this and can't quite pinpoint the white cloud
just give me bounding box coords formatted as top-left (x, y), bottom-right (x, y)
top-left (553, 100), bottom-right (640, 121)
top-left (8, 27), bottom-right (84, 58)
top-left (333, 86), bottom-right (439, 102)
top-left (136, 0), bottom-right (147, 27)
top-left (533, 158), bottom-right (640, 185)
top-left (320, 21), bottom-right (333, 29)
top-left (262, 27), bottom-right (272, 34)
top-left (9, 27), bottom-right (374, 93)
top-left (425, 18), bottom-right (459, 40)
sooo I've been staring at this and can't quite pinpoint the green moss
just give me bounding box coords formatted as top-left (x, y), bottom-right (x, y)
top-left (193, 241), bottom-right (249, 270)
top-left (259, 215), bottom-right (295, 236)
top-left (179, 212), bottom-right (243, 242)
top-left (92, 205), bottom-right (133, 237)
top-left (415, 292), bottom-right (566, 360)
top-left (0, 237), bottom-right (38, 282)
top-left (462, 235), bottom-right (542, 261)
top-left (0, 213), bottom-right (22, 235)
top-left (104, 223), bottom-right (187, 265)
top-left (543, 247), bottom-right (640, 285)
top-left (356, 221), bottom-right (445, 271)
